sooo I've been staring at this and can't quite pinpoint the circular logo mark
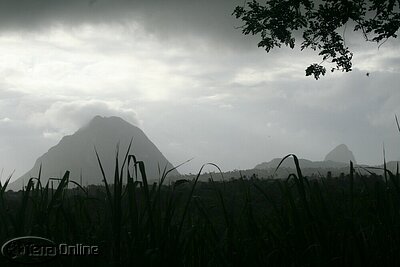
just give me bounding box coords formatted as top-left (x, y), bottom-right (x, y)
top-left (1, 236), bottom-right (57, 264)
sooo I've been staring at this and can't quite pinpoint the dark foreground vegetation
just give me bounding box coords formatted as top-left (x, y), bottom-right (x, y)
top-left (1, 152), bottom-right (400, 267)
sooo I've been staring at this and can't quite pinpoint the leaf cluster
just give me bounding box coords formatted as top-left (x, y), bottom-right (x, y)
top-left (233, 0), bottom-right (400, 79)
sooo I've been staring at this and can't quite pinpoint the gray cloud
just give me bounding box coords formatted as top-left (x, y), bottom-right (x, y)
top-left (0, 0), bottom-right (254, 49)
top-left (28, 99), bottom-right (140, 137)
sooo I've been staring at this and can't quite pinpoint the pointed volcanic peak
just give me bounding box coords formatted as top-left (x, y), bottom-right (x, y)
top-left (9, 116), bottom-right (179, 191)
top-left (324, 144), bottom-right (356, 164)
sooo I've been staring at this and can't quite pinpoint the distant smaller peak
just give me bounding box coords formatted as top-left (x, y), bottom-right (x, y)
top-left (324, 144), bottom-right (356, 164)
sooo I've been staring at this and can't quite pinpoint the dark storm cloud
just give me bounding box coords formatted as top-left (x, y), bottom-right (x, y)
top-left (0, 0), bottom-right (254, 47)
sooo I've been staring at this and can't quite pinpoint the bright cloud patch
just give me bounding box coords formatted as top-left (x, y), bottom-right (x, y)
top-left (28, 99), bottom-right (141, 138)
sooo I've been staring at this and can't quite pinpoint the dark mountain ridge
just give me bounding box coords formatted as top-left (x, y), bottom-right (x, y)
top-left (9, 116), bottom-right (179, 191)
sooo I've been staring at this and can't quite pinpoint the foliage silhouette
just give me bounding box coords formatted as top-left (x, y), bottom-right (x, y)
top-left (233, 0), bottom-right (400, 79)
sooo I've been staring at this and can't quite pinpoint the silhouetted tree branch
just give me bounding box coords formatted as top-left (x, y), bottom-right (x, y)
top-left (233, 0), bottom-right (400, 79)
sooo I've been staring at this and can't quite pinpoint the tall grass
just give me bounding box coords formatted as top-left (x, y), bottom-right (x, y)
top-left (2, 147), bottom-right (400, 266)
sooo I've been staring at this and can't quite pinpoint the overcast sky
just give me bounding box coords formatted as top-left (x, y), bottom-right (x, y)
top-left (1, 0), bottom-right (400, 181)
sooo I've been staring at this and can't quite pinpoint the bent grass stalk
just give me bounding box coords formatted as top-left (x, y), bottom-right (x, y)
top-left (3, 145), bottom-right (400, 266)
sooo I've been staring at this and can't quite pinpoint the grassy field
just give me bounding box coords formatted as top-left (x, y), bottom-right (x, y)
top-left (1, 150), bottom-right (400, 266)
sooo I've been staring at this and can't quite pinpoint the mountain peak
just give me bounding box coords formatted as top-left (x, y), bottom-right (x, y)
top-left (324, 144), bottom-right (356, 164)
top-left (9, 115), bottom-right (178, 191)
